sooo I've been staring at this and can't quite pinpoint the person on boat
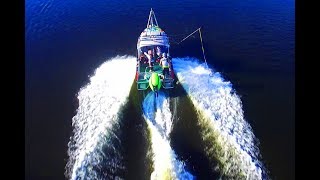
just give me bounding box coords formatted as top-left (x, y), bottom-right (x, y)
top-left (160, 52), bottom-right (170, 77)
top-left (144, 50), bottom-right (155, 71)
top-left (156, 46), bottom-right (161, 59)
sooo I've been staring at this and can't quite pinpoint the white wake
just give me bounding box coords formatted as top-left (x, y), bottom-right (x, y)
top-left (173, 57), bottom-right (267, 179)
top-left (142, 91), bottom-right (194, 180)
top-left (65, 55), bottom-right (136, 179)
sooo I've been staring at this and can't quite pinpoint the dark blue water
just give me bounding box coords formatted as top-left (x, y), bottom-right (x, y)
top-left (26, 0), bottom-right (294, 179)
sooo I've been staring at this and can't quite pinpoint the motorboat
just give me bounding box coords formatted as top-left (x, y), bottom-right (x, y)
top-left (135, 8), bottom-right (175, 97)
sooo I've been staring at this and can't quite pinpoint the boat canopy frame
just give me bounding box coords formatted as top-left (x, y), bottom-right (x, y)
top-left (147, 8), bottom-right (159, 28)
top-left (137, 8), bottom-right (170, 49)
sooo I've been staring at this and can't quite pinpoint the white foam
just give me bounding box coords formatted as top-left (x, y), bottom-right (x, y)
top-left (65, 55), bottom-right (136, 179)
top-left (173, 57), bottom-right (266, 179)
top-left (143, 91), bottom-right (194, 180)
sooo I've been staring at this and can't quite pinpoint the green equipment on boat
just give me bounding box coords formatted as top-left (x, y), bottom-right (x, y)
top-left (149, 72), bottom-right (161, 92)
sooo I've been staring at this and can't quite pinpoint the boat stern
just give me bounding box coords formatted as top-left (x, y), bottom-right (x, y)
top-left (162, 77), bottom-right (174, 89)
top-left (137, 79), bottom-right (149, 90)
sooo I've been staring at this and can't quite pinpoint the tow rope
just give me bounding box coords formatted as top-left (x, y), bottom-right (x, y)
top-left (177, 27), bottom-right (208, 69)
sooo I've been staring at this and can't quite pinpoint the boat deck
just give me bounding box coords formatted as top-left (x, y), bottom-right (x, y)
top-left (138, 61), bottom-right (163, 79)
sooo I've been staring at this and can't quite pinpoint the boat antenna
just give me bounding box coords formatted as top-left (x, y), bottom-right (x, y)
top-left (147, 8), bottom-right (159, 28)
top-left (178, 27), bottom-right (208, 69)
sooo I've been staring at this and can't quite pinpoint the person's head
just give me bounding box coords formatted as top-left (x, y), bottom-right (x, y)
top-left (162, 53), bottom-right (167, 58)
top-left (148, 49), bottom-right (152, 55)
